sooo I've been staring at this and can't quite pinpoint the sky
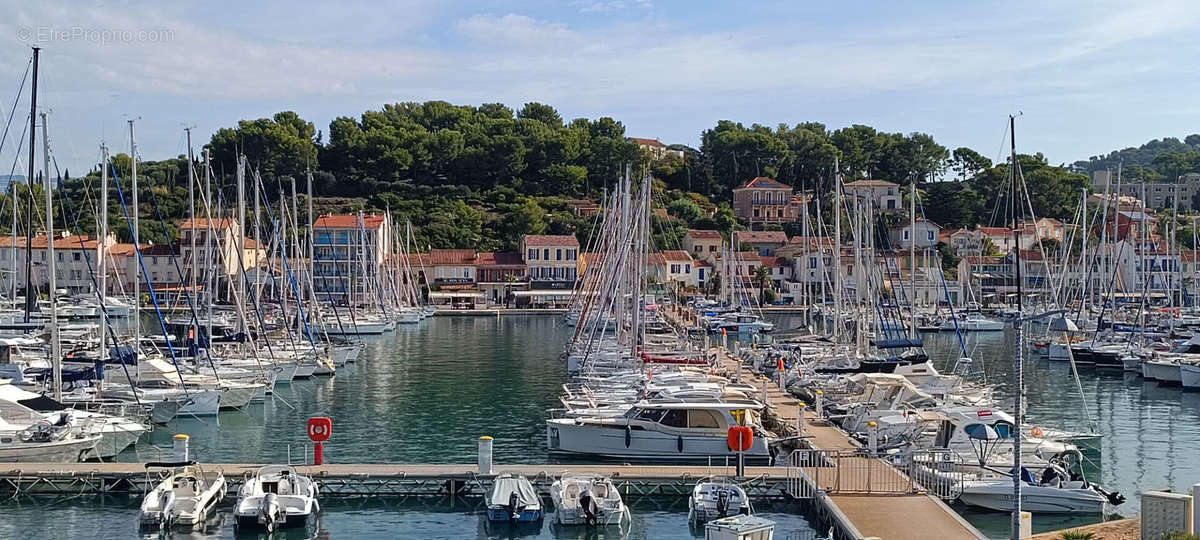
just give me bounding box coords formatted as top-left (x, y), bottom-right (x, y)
top-left (1, 0), bottom-right (1199, 175)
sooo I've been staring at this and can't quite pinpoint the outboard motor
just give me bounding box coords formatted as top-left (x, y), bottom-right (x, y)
top-left (1095, 486), bottom-right (1126, 506)
top-left (258, 492), bottom-right (284, 531)
top-left (716, 488), bottom-right (731, 517)
top-left (506, 491), bottom-right (524, 521)
top-left (158, 490), bottom-right (177, 529)
top-left (579, 488), bottom-right (599, 526)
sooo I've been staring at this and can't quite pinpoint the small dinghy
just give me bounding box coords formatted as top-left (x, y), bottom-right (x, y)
top-left (689, 478), bottom-right (752, 524)
top-left (550, 473), bottom-right (630, 526)
top-left (486, 473), bottom-right (543, 522)
top-left (138, 461), bottom-right (227, 530)
top-left (234, 465), bottom-right (320, 531)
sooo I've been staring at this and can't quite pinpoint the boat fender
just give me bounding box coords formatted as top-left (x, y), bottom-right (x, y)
top-left (677, 435), bottom-right (684, 453)
top-left (624, 426), bottom-right (631, 448)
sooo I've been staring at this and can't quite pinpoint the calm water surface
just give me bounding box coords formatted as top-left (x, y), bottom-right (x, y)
top-left (1, 315), bottom-right (818, 540)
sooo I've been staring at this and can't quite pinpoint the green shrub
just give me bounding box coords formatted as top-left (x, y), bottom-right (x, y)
top-left (1058, 532), bottom-right (1096, 540)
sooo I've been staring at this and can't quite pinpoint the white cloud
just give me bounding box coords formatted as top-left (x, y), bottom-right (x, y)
top-left (2, 0), bottom-right (1198, 170)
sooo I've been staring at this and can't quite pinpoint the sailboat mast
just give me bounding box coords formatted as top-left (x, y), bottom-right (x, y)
top-left (236, 156), bottom-right (247, 334)
top-left (42, 112), bottom-right (61, 400)
top-left (23, 47), bottom-right (38, 321)
top-left (833, 159), bottom-right (842, 343)
top-left (186, 127), bottom-right (196, 342)
top-left (910, 174), bottom-right (918, 339)
top-left (98, 143), bottom-right (108, 390)
top-left (129, 119), bottom-right (139, 336)
top-left (1008, 114), bottom-right (1025, 539)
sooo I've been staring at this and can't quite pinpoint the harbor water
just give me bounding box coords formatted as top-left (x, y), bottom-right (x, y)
top-left (3, 313), bottom-right (1196, 538)
top-left (0, 315), bottom-right (819, 540)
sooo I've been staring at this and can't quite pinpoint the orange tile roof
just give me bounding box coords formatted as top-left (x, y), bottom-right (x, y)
top-left (735, 177), bottom-right (790, 190)
top-left (523, 234), bottom-right (579, 247)
top-left (314, 214), bottom-right (387, 229)
top-left (629, 137), bottom-right (667, 148)
top-left (476, 252), bottom-right (524, 266)
top-left (760, 256), bottom-right (788, 267)
top-left (424, 249), bottom-right (477, 265)
top-left (734, 230), bottom-right (788, 244)
top-left (686, 229), bottom-right (721, 240)
top-left (660, 250), bottom-right (693, 262)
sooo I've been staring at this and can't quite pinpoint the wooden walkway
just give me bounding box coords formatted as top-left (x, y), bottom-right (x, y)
top-left (669, 307), bottom-right (985, 539)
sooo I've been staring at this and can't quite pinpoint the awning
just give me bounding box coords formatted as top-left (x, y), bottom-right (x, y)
top-left (513, 290), bottom-right (576, 297)
top-left (429, 291), bottom-right (485, 299)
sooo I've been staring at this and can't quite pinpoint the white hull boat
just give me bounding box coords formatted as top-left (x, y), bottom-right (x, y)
top-left (550, 473), bottom-right (629, 526)
top-left (1142, 359), bottom-right (1182, 385)
top-left (139, 462), bottom-right (227, 530)
top-left (234, 465), bottom-right (319, 532)
top-left (958, 480), bottom-right (1113, 513)
top-left (1180, 362), bottom-right (1200, 389)
top-left (688, 479), bottom-right (753, 523)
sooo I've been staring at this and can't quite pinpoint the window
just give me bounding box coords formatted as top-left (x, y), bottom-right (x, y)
top-left (777, 209), bottom-right (784, 218)
top-left (670, 264), bottom-right (680, 274)
top-left (527, 248), bottom-right (536, 260)
top-left (903, 230), bottom-right (910, 240)
top-left (73, 252), bottom-right (81, 261)
top-left (543, 248), bottom-right (550, 260)
top-left (810, 258), bottom-right (817, 269)
top-left (556, 249), bottom-right (562, 261)
top-left (659, 409), bottom-right (688, 428)
top-left (634, 409), bottom-right (665, 423)
top-left (753, 209), bottom-right (760, 218)
top-left (688, 410), bottom-right (722, 429)
top-left (709, 245), bottom-right (716, 252)
top-left (685, 264), bottom-right (691, 274)
top-left (567, 249), bottom-right (577, 260)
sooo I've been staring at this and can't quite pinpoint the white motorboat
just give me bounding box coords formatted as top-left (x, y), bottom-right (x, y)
top-left (957, 470), bottom-right (1123, 514)
top-left (688, 478), bottom-right (753, 524)
top-left (0, 385), bottom-right (146, 459)
top-left (547, 401), bottom-right (773, 463)
top-left (138, 461), bottom-right (227, 530)
top-left (1181, 362), bottom-right (1200, 390)
top-left (550, 473), bottom-right (629, 526)
top-left (1121, 355), bottom-right (1143, 372)
top-left (395, 308), bottom-right (422, 325)
top-left (234, 465), bottom-right (319, 532)
top-left (486, 473), bottom-right (543, 522)
top-left (707, 313), bottom-right (774, 334)
top-left (0, 414), bottom-right (101, 462)
top-left (1142, 358), bottom-right (1182, 385)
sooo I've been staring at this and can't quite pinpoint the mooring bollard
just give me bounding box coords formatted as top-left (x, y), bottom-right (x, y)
top-left (760, 377), bottom-right (768, 404)
top-left (867, 421), bottom-right (878, 456)
top-left (478, 436), bottom-right (494, 475)
top-left (173, 433), bottom-right (189, 462)
top-left (797, 402), bottom-right (807, 437)
top-left (815, 390), bottom-right (824, 420)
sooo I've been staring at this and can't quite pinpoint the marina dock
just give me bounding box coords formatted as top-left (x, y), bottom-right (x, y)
top-left (0, 462), bottom-right (793, 499)
top-left (671, 308), bottom-right (987, 540)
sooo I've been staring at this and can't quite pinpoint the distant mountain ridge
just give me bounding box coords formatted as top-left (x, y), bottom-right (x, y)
top-left (1071, 135), bottom-right (1200, 181)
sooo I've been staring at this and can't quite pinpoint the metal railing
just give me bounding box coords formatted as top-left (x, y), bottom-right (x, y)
top-left (785, 448), bottom-right (967, 500)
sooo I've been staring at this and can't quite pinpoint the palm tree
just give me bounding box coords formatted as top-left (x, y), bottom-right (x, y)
top-left (753, 265), bottom-right (773, 305)
top-left (503, 273), bottom-right (519, 308)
